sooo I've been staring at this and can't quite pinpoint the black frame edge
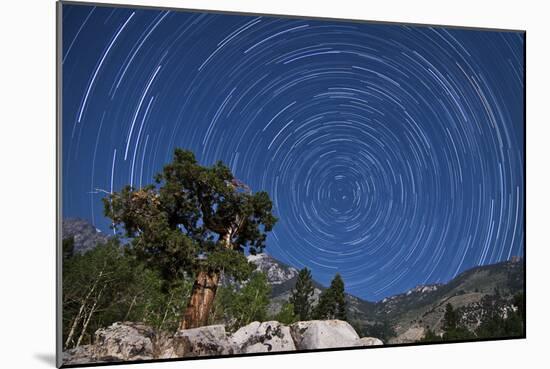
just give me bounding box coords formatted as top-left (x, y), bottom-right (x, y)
top-left (56, 1), bottom-right (64, 367)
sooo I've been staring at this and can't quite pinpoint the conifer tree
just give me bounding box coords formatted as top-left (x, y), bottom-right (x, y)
top-left (332, 273), bottom-right (347, 321)
top-left (314, 273), bottom-right (347, 321)
top-left (104, 148), bottom-right (277, 329)
top-left (440, 302), bottom-right (474, 340)
top-left (442, 303), bottom-right (458, 331)
top-left (289, 267), bottom-right (315, 320)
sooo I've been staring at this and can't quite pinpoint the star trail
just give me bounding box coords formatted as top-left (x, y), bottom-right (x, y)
top-left (61, 3), bottom-right (525, 301)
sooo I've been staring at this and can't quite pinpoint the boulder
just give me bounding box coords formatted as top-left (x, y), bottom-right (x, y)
top-left (93, 322), bottom-right (156, 362)
top-left (231, 321), bottom-right (296, 353)
top-left (63, 345), bottom-right (96, 365)
top-left (152, 331), bottom-right (177, 359)
top-left (290, 320), bottom-right (360, 350)
top-left (62, 319), bottom-right (383, 364)
top-left (355, 337), bottom-right (384, 346)
top-left (172, 324), bottom-right (235, 357)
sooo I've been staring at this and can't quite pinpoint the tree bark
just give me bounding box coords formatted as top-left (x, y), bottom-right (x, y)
top-left (179, 229), bottom-right (234, 330)
top-left (179, 269), bottom-right (220, 330)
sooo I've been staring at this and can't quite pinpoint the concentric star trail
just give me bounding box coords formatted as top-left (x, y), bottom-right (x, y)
top-left (62, 4), bottom-right (524, 301)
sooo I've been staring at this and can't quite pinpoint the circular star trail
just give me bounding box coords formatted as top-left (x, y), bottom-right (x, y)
top-left (62, 4), bottom-right (525, 300)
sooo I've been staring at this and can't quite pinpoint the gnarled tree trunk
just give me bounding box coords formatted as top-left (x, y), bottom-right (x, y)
top-left (179, 269), bottom-right (220, 330)
top-left (180, 230), bottom-right (235, 330)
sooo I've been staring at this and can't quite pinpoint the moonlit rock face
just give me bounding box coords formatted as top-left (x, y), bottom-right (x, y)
top-left (231, 321), bottom-right (296, 353)
top-left (63, 320), bottom-right (378, 363)
top-left (390, 326), bottom-right (427, 344)
top-left (355, 337), bottom-right (384, 346)
top-left (405, 284), bottom-right (440, 296)
top-left (62, 218), bottom-right (109, 254)
top-left (173, 325), bottom-right (235, 357)
top-left (93, 322), bottom-right (156, 362)
top-left (247, 253), bottom-right (298, 285)
top-left (290, 320), bottom-right (360, 350)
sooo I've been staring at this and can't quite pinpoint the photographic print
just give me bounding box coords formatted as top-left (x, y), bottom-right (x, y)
top-left (58, 1), bottom-right (525, 367)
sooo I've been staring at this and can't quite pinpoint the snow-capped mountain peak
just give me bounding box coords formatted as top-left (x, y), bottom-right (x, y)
top-left (247, 253), bottom-right (298, 285)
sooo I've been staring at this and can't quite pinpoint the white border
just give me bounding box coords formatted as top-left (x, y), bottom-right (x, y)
top-left (1, 1), bottom-right (548, 369)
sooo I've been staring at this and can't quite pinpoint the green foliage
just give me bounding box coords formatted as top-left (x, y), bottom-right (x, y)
top-left (204, 249), bottom-right (255, 282)
top-left (228, 272), bottom-right (271, 330)
top-left (439, 303), bottom-right (474, 340)
top-left (442, 325), bottom-right (475, 340)
top-left (421, 328), bottom-right (441, 342)
top-left (514, 292), bottom-right (525, 321)
top-left (210, 272), bottom-right (272, 331)
top-left (62, 237), bottom-right (75, 260)
top-left (63, 148), bottom-right (279, 342)
top-left (63, 240), bottom-right (128, 348)
top-left (127, 273), bottom-right (193, 333)
top-left (420, 303), bottom-right (473, 342)
top-left (275, 302), bottom-right (299, 325)
top-left (475, 293), bottom-right (524, 339)
top-left (289, 268), bottom-right (314, 320)
top-left (314, 273), bottom-right (347, 321)
top-left (62, 240), bottom-right (192, 348)
top-left (422, 296), bottom-right (525, 343)
top-left (63, 240), bottom-right (130, 347)
top-left (208, 285), bottom-right (236, 326)
top-left (103, 148), bottom-right (277, 283)
top-left (358, 320), bottom-right (395, 343)
top-left (442, 303), bottom-right (458, 331)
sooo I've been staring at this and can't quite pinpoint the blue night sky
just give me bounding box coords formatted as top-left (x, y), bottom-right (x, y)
top-left (61, 3), bottom-right (525, 301)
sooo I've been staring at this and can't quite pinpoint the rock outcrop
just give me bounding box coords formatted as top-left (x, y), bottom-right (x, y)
top-left (62, 218), bottom-right (109, 253)
top-left (231, 321), bottom-right (296, 353)
top-left (388, 325), bottom-right (426, 344)
top-left (93, 322), bottom-right (156, 361)
top-left (63, 320), bottom-right (382, 364)
top-left (171, 324), bottom-right (235, 357)
top-left (247, 254), bottom-right (298, 285)
top-left (63, 322), bottom-right (157, 365)
top-left (63, 345), bottom-right (97, 365)
top-left (290, 320), bottom-right (361, 350)
top-left (355, 337), bottom-right (384, 346)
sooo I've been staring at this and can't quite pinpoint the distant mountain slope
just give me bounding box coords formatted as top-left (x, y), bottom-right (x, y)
top-left (62, 218), bottom-right (524, 343)
top-left (243, 252), bottom-right (523, 343)
top-left (62, 218), bottom-right (109, 253)
top-left (367, 260), bottom-right (524, 343)
top-left (247, 253), bottom-right (299, 286)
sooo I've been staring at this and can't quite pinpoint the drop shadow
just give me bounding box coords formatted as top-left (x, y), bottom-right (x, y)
top-left (34, 353), bottom-right (57, 367)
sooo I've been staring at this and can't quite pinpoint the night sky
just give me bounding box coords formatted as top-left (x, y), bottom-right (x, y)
top-left (61, 3), bottom-right (525, 301)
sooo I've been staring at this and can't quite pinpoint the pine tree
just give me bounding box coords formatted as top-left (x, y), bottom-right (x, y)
top-left (332, 274), bottom-right (347, 320)
top-left (421, 328), bottom-right (441, 342)
top-left (442, 303), bottom-right (458, 331)
top-left (474, 292), bottom-right (525, 339)
top-left (314, 273), bottom-right (347, 320)
top-left (104, 148), bottom-right (277, 329)
top-left (289, 268), bottom-right (314, 320)
top-left (440, 302), bottom-right (474, 340)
